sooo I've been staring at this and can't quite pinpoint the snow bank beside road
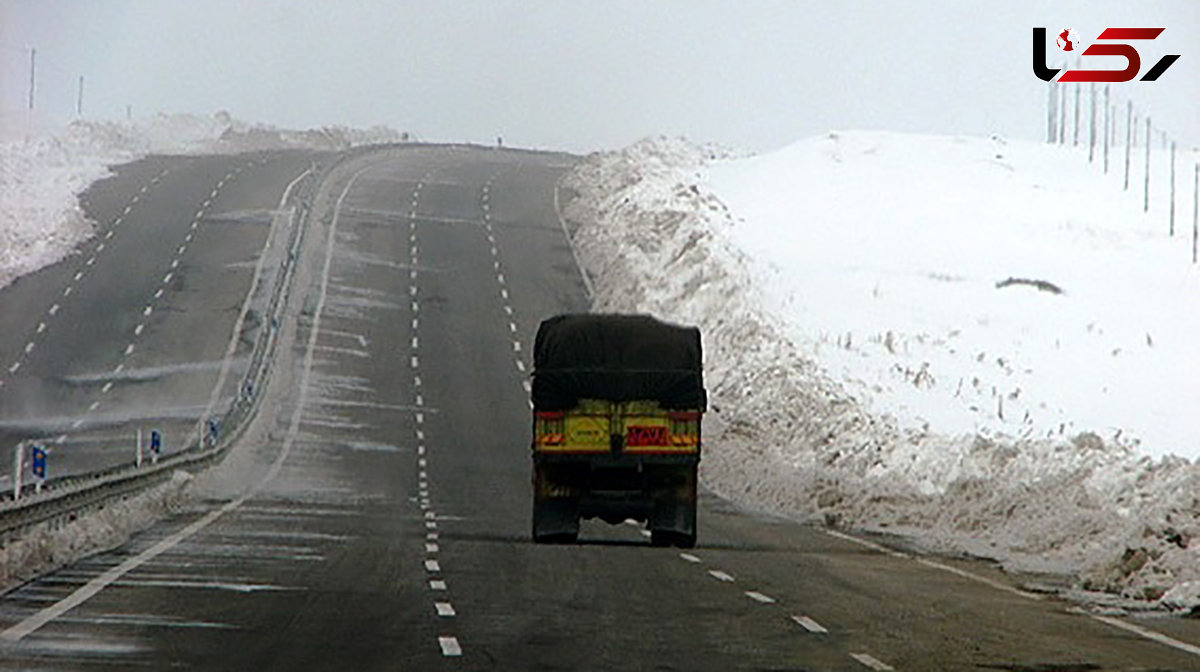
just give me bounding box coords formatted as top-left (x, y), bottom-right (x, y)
top-left (563, 134), bottom-right (1200, 611)
top-left (0, 113), bottom-right (403, 290)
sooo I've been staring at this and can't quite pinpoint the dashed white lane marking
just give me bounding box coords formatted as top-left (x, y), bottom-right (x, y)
top-left (522, 380), bottom-right (531, 393)
top-left (679, 553), bottom-right (701, 563)
top-left (414, 375), bottom-right (422, 387)
top-left (435, 602), bottom-right (456, 617)
top-left (429, 580), bottom-right (447, 591)
top-left (154, 288), bottom-right (164, 299)
top-left (134, 324), bottom-right (144, 336)
top-left (426, 520), bottom-right (438, 529)
top-left (512, 340), bottom-right (521, 352)
top-left (791, 615), bottom-right (829, 634)
top-left (503, 305), bottom-right (513, 316)
top-left (425, 559), bottom-right (440, 572)
top-left (412, 300), bottom-right (419, 312)
top-left (418, 457), bottom-right (427, 468)
top-left (87, 400), bottom-right (99, 412)
top-left (105, 229), bottom-right (115, 239)
top-left (508, 321), bottom-right (517, 333)
top-left (143, 305), bottom-right (153, 316)
top-left (500, 288), bottom-right (508, 300)
top-left (416, 429), bottom-right (425, 440)
top-left (515, 360), bottom-right (526, 372)
top-left (36, 322), bottom-right (45, 334)
top-left (49, 304), bottom-right (59, 315)
top-left (745, 591), bottom-right (776, 604)
top-left (438, 636), bottom-right (462, 657)
top-left (416, 394), bottom-right (424, 407)
top-left (85, 256), bottom-right (95, 266)
top-left (411, 356), bottom-right (419, 368)
top-left (71, 418), bottom-right (83, 429)
top-left (124, 344), bottom-right (135, 356)
top-left (101, 382), bottom-right (113, 394)
top-left (497, 273), bottom-right (505, 285)
top-left (23, 342), bottom-right (33, 354)
top-left (8, 362), bottom-right (20, 374)
top-left (425, 511), bottom-right (436, 519)
top-left (170, 259), bottom-right (179, 269)
top-left (850, 652), bottom-right (895, 671)
top-left (73, 271), bottom-right (83, 281)
top-left (411, 336), bottom-right (419, 348)
top-left (708, 570), bottom-right (735, 582)
top-left (62, 286), bottom-right (72, 296)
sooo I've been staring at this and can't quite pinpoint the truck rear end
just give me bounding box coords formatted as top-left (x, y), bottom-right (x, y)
top-left (530, 314), bottom-right (706, 547)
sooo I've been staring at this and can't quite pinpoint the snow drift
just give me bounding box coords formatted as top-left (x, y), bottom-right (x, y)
top-left (562, 132), bottom-right (1200, 612)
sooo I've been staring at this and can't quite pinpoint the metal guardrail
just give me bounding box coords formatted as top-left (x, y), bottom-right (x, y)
top-left (0, 149), bottom-right (365, 540)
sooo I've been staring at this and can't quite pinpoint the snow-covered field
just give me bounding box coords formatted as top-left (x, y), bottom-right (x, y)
top-left (563, 133), bottom-right (1200, 612)
top-left (0, 113), bottom-right (402, 290)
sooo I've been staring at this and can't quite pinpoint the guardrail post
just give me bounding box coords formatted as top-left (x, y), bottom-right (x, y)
top-left (12, 443), bottom-right (23, 501)
top-left (136, 428), bottom-right (144, 468)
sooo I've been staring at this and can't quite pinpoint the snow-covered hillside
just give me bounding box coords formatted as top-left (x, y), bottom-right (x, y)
top-left (563, 133), bottom-right (1200, 612)
top-left (0, 113), bottom-right (403, 290)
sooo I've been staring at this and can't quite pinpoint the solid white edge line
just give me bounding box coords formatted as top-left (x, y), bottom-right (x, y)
top-left (553, 172), bottom-right (594, 300)
top-left (1091, 614), bottom-right (1200, 657)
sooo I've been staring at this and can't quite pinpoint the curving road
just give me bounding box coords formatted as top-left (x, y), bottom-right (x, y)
top-left (0, 145), bottom-right (1197, 671)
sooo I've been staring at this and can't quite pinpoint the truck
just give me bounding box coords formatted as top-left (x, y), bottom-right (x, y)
top-left (530, 313), bottom-right (706, 547)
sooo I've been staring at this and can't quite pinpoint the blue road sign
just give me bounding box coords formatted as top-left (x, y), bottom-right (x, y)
top-left (207, 419), bottom-right (219, 444)
top-left (31, 445), bottom-right (46, 479)
top-left (150, 430), bottom-right (162, 455)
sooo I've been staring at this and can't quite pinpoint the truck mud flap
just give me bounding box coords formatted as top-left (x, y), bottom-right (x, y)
top-left (649, 465), bottom-right (697, 548)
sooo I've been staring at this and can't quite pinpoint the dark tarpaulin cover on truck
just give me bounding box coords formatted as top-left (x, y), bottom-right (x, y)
top-left (532, 313), bottom-right (706, 410)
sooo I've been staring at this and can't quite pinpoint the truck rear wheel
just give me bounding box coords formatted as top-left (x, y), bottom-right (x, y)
top-left (532, 498), bottom-right (579, 544)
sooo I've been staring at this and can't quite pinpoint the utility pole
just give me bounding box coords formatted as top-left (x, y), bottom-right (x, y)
top-left (1073, 79), bottom-right (1080, 147)
top-left (28, 48), bottom-right (36, 112)
top-left (1102, 86), bottom-right (1110, 173)
top-left (1088, 83), bottom-right (1096, 162)
top-left (1124, 101), bottom-right (1132, 190)
top-left (1143, 117), bottom-right (1151, 212)
top-left (1169, 142), bottom-right (1176, 236)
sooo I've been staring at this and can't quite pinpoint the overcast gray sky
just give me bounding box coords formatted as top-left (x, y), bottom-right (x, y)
top-left (2, 0), bottom-right (1197, 152)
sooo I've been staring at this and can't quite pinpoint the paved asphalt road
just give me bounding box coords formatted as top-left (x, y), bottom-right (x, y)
top-left (0, 150), bottom-right (321, 485)
top-left (0, 145), bottom-right (1197, 671)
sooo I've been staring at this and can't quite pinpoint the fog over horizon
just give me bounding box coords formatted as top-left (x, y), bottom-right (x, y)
top-left (2, 0), bottom-right (1197, 153)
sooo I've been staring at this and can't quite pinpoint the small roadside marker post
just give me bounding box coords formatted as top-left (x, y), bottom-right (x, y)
top-left (30, 445), bottom-right (46, 494)
top-left (136, 428), bottom-right (143, 468)
top-left (12, 443), bottom-right (23, 501)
